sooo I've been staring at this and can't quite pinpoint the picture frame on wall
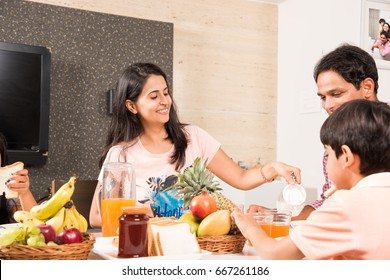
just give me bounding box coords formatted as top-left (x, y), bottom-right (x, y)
top-left (361, 0), bottom-right (390, 70)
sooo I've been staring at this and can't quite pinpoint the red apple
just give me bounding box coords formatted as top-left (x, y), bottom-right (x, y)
top-left (190, 192), bottom-right (217, 220)
top-left (56, 228), bottom-right (83, 244)
top-left (37, 224), bottom-right (56, 243)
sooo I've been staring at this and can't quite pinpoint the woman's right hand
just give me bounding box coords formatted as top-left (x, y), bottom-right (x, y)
top-left (268, 162), bottom-right (301, 185)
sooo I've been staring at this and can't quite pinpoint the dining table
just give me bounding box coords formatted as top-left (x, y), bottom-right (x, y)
top-left (87, 228), bottom-right (261, 260)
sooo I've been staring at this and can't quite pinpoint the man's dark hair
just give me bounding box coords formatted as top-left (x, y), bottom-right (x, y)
top-left (313, 44), bottom-right (379, 94)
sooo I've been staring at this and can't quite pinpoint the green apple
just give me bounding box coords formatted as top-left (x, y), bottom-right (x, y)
top-left (179, 212), bottom-right (200, 235)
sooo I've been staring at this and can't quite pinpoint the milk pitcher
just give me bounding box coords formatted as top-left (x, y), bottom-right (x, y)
top-left (276, 183), bottom-right (306, 217)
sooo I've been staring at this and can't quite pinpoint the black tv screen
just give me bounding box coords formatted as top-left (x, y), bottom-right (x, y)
top-left (0, 42), bottom-right (51, 166)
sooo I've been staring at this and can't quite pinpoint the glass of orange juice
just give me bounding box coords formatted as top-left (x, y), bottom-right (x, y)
top-left (100, 162), bottom-right (136, 237)
top-left (270, 212), bottom-right (291, 238)
top-left (245, 212), bottom-right (273, 246)
top-left (253, 212), bottom-right (273, 236)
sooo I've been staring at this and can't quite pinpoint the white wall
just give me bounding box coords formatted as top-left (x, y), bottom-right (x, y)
top-left (378, 68), bottom-right (390, 100)
top-left (215, 0), bottom-right (390, 211)
top-left (277, 0), bottom-right (390, 199)
top-left (217, 177), bottom-right (286, 210)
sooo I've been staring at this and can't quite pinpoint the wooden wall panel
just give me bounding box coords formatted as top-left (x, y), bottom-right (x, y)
top-left (24, 0), bottom-right (278, 198)
top-left (1, 0), bottom-right (173, 198)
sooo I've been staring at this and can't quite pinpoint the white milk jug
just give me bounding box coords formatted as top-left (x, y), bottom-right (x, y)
top-left (276, 183), bottom-right (307, 216)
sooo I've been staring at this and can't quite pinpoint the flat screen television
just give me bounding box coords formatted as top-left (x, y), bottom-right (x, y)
top-left (0, 42), bottom-right (51, 166)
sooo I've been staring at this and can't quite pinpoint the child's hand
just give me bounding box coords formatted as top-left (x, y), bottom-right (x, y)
top-left (6, 169), bottom-right (31, 196)
top-left (231, 210), bottom-right (259, 239)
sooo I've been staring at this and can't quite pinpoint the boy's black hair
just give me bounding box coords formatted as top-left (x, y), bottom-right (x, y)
top-left (320, 99), bottom-right (390, 176)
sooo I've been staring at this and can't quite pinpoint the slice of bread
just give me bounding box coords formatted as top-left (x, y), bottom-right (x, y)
top-left (149, 221), bottom-right (201, 256)
top-left (0, 162), bottom-right (24, 198)
top-left (149, 216), bottom-right (179, 225)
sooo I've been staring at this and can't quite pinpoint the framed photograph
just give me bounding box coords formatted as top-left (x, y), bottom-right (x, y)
top-left (361, 0), bottom-right (390, 69)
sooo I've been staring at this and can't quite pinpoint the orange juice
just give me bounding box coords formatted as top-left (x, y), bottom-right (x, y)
top-left (260, 223), bottom-right (272, 236)
top-left (270, 223), bottom-right (290, 238)
top-left (101, 198), bottom-right (136, 237)
top-left (248, 222), bottom-right (273, 246)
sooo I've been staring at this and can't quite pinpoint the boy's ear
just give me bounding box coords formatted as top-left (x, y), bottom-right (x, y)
top-left (341, 144), bottom-right (357, 169)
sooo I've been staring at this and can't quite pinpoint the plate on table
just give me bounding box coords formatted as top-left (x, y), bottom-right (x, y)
top-left (93, 237), bottom-right (212, 260)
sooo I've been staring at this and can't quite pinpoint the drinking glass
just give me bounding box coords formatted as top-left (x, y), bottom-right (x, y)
top-left (253, 212), bottom-right (274, 236)
top-left (270, 212), bottom-right (291, 238)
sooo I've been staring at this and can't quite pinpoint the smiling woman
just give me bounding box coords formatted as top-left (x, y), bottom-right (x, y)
top-left (88, 62), bottom-right (302, 229)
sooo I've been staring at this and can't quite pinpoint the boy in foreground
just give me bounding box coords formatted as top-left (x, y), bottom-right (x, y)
top-left (232, 99), bottom-right (390, 259)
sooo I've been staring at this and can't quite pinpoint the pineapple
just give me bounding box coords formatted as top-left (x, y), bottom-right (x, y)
top-left (209, 192), bottom-right (240, 212)
top-left (168, 157), bottom-right (239, 212)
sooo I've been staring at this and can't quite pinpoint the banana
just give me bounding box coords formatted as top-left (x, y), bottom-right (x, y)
top-left (45, 207), bottom-right (66, 233)
top-left (57, 208), bottom-right (75, 232)
top-left (57, 202), bottom-right (82, 232)
top-left (71, 205), bottom-right (88, 232)
top-left (67, 205), bottom-right (80, 230)
top-left (30, 176), bottom-right (76, 221)
top-left (13, 210), bottom-right (44, 226)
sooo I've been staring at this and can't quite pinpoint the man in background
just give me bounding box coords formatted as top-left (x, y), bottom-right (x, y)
top-left (249, 44), bottom-right (380, 220)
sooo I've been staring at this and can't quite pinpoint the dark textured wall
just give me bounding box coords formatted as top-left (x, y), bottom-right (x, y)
top-left (0, 0), bottom-right (173, 200)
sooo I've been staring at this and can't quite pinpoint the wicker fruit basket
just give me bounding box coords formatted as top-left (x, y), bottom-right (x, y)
top-left (0, 233), bottom-right (95, 260)
top-left (197, 234), bottom-right (246, 254)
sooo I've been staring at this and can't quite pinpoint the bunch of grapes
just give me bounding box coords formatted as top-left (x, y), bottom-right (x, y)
top-left (0, 223), bottom-right (46, 246)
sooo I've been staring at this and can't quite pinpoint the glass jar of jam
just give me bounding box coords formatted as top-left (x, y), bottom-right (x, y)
top-left (118, 206), bottom-right (149, 258)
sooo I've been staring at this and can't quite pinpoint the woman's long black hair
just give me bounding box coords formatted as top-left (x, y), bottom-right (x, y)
top-left (99, 63), bottom-right (188, 171)
top-left (0, 132), bottom-right (8, 167)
